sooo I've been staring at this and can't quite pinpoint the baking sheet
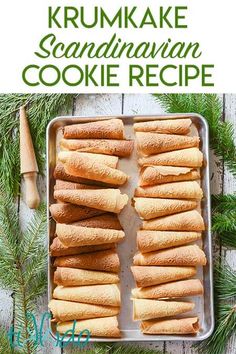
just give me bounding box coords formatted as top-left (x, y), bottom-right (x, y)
top-left (46, 114), bottom-right (214, 342)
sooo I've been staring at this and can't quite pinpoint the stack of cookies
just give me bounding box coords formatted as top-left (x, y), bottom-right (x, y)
top-left (49, 119), bottom-right (133, 338)
top-left (131, 118), bottom-right (206, 335)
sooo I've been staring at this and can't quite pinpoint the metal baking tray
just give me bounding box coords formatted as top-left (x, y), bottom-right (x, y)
top-left (46, 114), bottom-right (214, 342)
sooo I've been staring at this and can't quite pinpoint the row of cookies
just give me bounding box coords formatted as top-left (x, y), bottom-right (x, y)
top-left (49, 119), bottom-right (134, 337)
top-left (131, 118), bottom-right (206, 335)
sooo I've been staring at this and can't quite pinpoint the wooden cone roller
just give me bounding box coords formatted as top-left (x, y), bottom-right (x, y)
top-left (20, 106), bottom-right (40, 209)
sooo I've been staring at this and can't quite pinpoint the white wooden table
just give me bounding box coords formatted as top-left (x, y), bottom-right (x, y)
top-left (1, 93), bottom-right (235, 353)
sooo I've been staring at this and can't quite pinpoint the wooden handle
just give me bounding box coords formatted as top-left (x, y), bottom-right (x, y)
top-left (23, 172), bottom-right (40, 209)
top-left (20, 106), bottom-right (38, 174)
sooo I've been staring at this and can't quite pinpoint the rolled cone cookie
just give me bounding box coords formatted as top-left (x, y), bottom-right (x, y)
top-left (131, 266), bottom-right (197, 287)
top-left (49, 299), bottom-right (119, 321)
top-left (54, 215), bottom-right (120, 230)
top-left (50, 203), bottom-right (105, 224)
top-left (53, 284), bottom-right (120, 306)
top-left (56, 224), bottom-right (125, 247)
top-left (72, 213), bottom-right (123, 230)
top-left (54, 267), bottom-right (119, 286)
top-left (137, 230), bottom-right (202, 253)
top-left (58, 151), bottom-right (119, 169)
top-left (139, 166), bottom-right (200, 186)
top-left (133, 299), bottom-right (195, 321)
top-left (134, 119), bottom-right (192, 135)
top-left (59, 153), bottom-right (128, 186)
top-left (138, 148), bottom-right (203, 168)
top-left (141, 317), bottom-right (200, 335)
top-left (54, 189), bottom-right (128, 213)
top-left (132, 279), bottom-right (204, 299)
top-left (133, 198), bottom-right (197, 220)
top-left (135, 181), bottom-right (203, 200)
top-left (60, 139), bottom-right (134, 157)
top-left (63, 119), bottom-right (125, 139)
top-left (50, 237), bottom-right (115, 257)
top-left (136, 132), bottom-right (199, 155)
top-left (56, 316), bottom-right (121, 338)
top-left (133, 245), bottom-right (207, 267)
top-left (54, 250), bottom-right (120, 273)
top-left (54, 163), bottom-right (106, 186)
top-left (142, 210), bottom-right (205, 231)
top-left (54, 180), bottom-right (101, 191)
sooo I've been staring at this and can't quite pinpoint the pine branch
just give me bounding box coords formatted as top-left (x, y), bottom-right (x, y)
top-left (211, 194), bottom-right (236, 248)
top-left (0, 94), bottom-right (74, 196)
top-left (154, 94), bottom-right (236, 177)
top-left (0, 327), bottom-right (21, 354)
top-left (212, 212), bottom-right (236, 234)
top-left (197, 303), bottom-right (236, 354)
top-left (64, 344), bottom-right (164, 354)
top-left (112, 344), bottom-right (164, 354)
top-left (0, 191), bottom-right (47, 353)
top-left (212, 194), bottom-right (236, 213)
top-left (0, 327), bottom-right (14, 354)
top-left (212, 211), bottom-right (236, 232)
top-left (211, 210), bottom-right (236, 249)
top-left (212, 212), bottom-right (236, 248)
top-left (19, 203), bottom-right (47, 263)
top-left (64, 343), bottom-right (111, 353)
top-left (217, 231), bottom-right (236, 249)
top-left (197, 259), bottom-right (236, 354)
top-left (214, 262), bottom-right (236, 299)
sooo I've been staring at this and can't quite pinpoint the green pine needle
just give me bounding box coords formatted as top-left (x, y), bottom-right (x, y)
top-left (212, 212), bottom-right (236, 234)
top-left (197, 260), bottom-right (236, 354)
top-left (64, 343), bottom-right (111, 353)
top-left (154, 94), bottom-right (236, 177)
top-left (211, 194), bottom-right (236, 248)
top-left (112, 344), bottom-right (164, 354)
top-left (0, 94), bottom-right (74, 196)
top-left (198, 303), bottom-right (236, 354)
top-left (212, 194), bottom-right (236, 213)
top-left (0, 191), bottom-right (47, 353)
top-left (217, 231), bottom-right (236, 249)
top-left (65, 344), bottom-right (164, 354)
top-left (214, 262), bottom-right (236, 299)
top-left (0, 327), bottom-right (20, 354)
top-left (212, 211), bottom-right (236, 248)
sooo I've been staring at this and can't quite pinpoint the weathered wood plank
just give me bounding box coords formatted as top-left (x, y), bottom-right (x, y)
top-left (74, 93), bottom-right (122, 116)
top-left (0, 290), bottom-right (13, 330)
top-left (13, 93), bottom-right (234, 354)
top-left (222, 94), bottom-right (236, 354)
top-left (123, 94), bottom-right (164, 115)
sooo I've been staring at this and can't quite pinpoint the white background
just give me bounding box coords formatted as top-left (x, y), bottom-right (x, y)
top-left (0, 0), bottom-right (235, 93)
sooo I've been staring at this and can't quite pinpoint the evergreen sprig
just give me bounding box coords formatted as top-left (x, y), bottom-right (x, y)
top-left (212, 212), bottom-right (236, 234)
top-left (0, 94), bottom-right (74, 196)
top-left (154, 94), bottom-right (236, 177)
top-left (214, 262), bottom-right (236, 299)
top-left (197, 261), bottom-right (236, 354)
top-left (112, 345), bottom-right (163, 354)
top-left (212, 194), bottom-right (236, 248)
top-left (198, 303), bottom-right (236, 354)
top-left (0, 191), bottom-right (47, 354)
top-left (0, 327), bottom-right (20, 354)
top-left (65, 344), bottom-right (164, 354)
top-left (212, 194), bottom-right (236, 213)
